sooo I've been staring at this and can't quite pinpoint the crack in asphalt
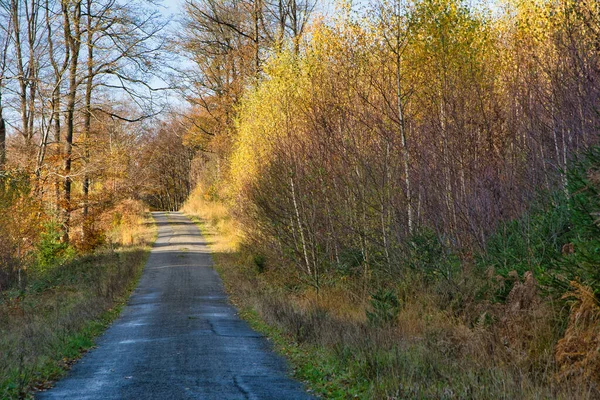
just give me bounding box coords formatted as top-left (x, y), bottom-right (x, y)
top-left (37, 211), bottom-right (312, 400)
top-left (232, 376), bottom-right (250, 400)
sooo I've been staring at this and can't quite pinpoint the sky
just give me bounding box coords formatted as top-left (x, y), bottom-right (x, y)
top-left (162, 0), bottom-right (184, 16)
top-left (158, 0), bottom-right (370, 19)
top-left (159, 0), bottom-right (498, 18)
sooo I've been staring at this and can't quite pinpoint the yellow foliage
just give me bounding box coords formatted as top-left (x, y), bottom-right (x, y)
top-left (182, 185), bottom-right (241, 253)
top-left (230, 50), bottom-right (313, 198)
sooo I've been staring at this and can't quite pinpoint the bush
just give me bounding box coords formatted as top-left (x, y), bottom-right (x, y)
top-left (36, 221), bottom-right (74, 272)
top-left (0, 169), bottom-right (42, 289)
top-left (0, 235), bottom-right (18, 290)
top-left (337, 248), bottom-right (363, 276)
top-left (405, 228), bottom-right (460, 282)
top-left (76, 219), bottom-right (107, 253)
top-left (480, 147), bottom-right (600, 300)
top-left (555, 148), bottom-right (600, 295)
top-left (253, 253), bottom-right (267, 273)
top-left (485, 197), bottom-right (566, 271)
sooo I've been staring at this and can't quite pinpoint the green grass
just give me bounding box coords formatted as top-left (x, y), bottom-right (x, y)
top-left (237, 307), bottom-right (344, 398)
top-left (0, 216), bottom-right (155, 399)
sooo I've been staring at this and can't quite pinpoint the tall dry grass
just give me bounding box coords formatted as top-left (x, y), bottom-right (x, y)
top-left (104, 199), bottom-right (155, 247)
top-left (556, 282), bottom-right (600, 391)
top-left (181, 186), bottom-right (241, 253)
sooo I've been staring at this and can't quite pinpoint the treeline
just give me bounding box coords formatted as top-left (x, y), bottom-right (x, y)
top-left (140, 118), bottom-right (195, 211)
top-left (187, 0), bottom-right (599, 284)
top-left (0, 0), bottom-right (195, 289)
top-left (181, 0), bottom-right (600, 394)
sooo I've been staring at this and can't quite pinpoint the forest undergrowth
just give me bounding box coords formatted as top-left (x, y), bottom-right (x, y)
top-left (0, 201), bottom-right (155, 399)
top-left (2, 0), bottom-right (600, 398)
top-left (183, 150), bottom-right (600, 399)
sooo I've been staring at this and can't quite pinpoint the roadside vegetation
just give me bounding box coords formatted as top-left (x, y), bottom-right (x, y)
top-left (0, 200), bottom-right (155, 399)
top-left (1, 0), bottom-right (600, 398)
top-left (0, 2), bottom-right (185, 397)
top-left (184, 149), bottom-right (600, 398)
top-left (180, 0), bottom-right (600, 397)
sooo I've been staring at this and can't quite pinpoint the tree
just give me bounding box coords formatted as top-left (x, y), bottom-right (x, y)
top-left (177, 0), bottom-right (316, 150)
top-left (79, 0), bottom-right (167, 239)
top-left (8, 0), bottom-right (44, 145)
top-left (60, 0), bottom-right (82, 242)
top-left (0, 6), bottom-right (10, 169)
top-left (139, 118), bottom-right (195, 211)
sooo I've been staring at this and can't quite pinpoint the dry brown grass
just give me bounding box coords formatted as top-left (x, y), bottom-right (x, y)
top-left (491, 272), bottom-right (556, 369)
top-left (102, 199), bottom-right (154, 247)
top-left (181, 186), bottom-right (241, 253)
top-left (289, 286), bottom-right (367, 323)
top-left (556, 282), bottom-right (600, 391)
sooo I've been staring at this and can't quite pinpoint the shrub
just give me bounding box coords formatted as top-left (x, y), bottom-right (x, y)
top-left (337, 247), bottom-right (363, 276)
top-left (0, 234), bottom-right (18, 290)
top-left (405, 228), bottom-right (460, 283)
top-left (480, 147), bottom-right (600, 300)
top-left (555, 281), bottom-right (600, 389)
top-left (0, 169), bottom-right (43, 289)
top-left (36, 221), bottom-right (74, 272)
top-left (555, 148), bottom-right (600, 295)
top-left (253, 253), bottom-right (267, 273)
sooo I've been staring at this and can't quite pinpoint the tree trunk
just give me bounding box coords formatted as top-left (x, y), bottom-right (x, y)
top-left (0, 115), bottom-right (5, 169)
top-left (82, 0), bottom-right (93, 236)
top-left (254, 0), bottom-right (261, 76)
top-left (45, 0), bottom-right (68, 213)
top-left (290, 175), bottom-right (312, 278)
top-left (11, 0), bottom-right (30, 142)
top-left (394, 0), bottom-right (413, 235)
top-left (62, 0), bottom-right (82, 243)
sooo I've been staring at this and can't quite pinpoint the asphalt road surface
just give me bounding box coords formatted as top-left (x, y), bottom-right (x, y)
top-left (37, 212), bottom-right (312, 400)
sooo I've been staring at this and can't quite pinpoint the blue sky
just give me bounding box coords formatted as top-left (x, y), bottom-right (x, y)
top-left (162, 0), bottom-right (183, 15)
top-left (159, 1), bottom-right (496, 17)
top-left (158, 0), bottom-right (365, 18)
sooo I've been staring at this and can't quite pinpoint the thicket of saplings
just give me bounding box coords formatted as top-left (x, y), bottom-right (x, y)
top-left (193, 150), bottom-right (600, 398)
top-left (180, 0), bottom-right (600, 396)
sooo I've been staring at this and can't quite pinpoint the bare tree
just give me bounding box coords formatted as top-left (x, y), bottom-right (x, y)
top-left (33, 0), bottom-right (69, 201)
top-left (177, 0), bottom-right (316, 171)
top-left (8, 0), bottom-right (44, 144)
top-left (79, 0), bottom-right (168, 238)
top-left (0, 4), bottom-right (12, 169)
top-left (59, 0), bottom-right (82, 242)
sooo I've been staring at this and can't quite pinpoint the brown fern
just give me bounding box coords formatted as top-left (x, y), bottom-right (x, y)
top-left (555, 281), bottom-right (600, 391)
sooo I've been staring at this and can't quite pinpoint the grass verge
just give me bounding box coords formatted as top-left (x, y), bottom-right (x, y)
top-left (0, 213), bottom-right (156, 399)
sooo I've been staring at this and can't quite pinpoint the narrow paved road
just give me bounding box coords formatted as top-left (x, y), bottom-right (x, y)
top-left (38, 212), bottom-right (312, 400)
